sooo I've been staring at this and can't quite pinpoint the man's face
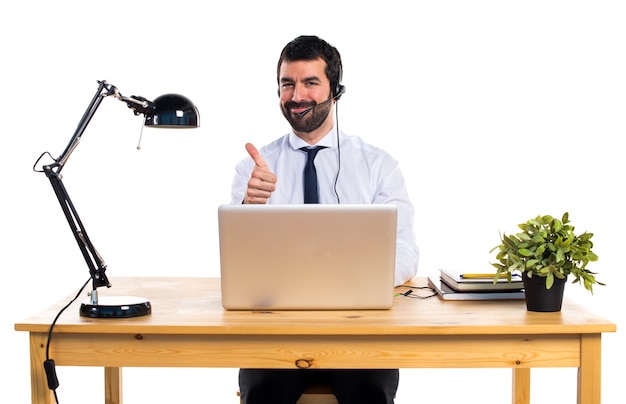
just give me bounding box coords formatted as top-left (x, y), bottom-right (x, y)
top-left (278, 58), bottom-right (333, 134)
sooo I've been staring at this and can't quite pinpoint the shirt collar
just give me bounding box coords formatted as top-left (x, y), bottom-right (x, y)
top-left (288, 127), bottom-right (337, 151)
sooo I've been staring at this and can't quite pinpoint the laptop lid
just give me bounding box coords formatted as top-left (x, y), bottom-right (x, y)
top-left (217, 204), bottom-right (397, 310)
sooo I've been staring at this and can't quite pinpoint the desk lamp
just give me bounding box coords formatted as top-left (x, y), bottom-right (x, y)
top-left (33, 80), bottom-right (200, 318)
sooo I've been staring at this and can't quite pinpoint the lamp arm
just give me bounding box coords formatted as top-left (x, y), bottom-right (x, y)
top-left (43, 164), bottom-right (111, 300)
top-left (54, 81), bottom-right (155, 171)
top-left (55, 81), bottom-right (116, 170)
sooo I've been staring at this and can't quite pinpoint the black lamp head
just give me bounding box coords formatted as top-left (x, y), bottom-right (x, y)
top-left (144, 93), bottom-right (200, 128)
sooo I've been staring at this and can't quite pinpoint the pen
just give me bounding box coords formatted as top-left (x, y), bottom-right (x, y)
top-left (460, 273), bottom-right (510, 279)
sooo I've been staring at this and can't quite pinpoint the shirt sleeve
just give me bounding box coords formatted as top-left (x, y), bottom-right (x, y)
top-left (230, 157), bottom-right (254, 204)
top-left (372, 158), bottom-right (420, 286)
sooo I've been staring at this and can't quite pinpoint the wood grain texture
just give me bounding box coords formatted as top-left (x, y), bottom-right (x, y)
top-left (15, 277), bottom-right (616, 336)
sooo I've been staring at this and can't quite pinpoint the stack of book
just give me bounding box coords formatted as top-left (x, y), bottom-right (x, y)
top-left (428, 268), bottom-right (525, 300)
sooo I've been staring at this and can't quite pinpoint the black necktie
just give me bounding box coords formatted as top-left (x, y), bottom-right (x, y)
top-left (300, 146), bottom-right (326, 204)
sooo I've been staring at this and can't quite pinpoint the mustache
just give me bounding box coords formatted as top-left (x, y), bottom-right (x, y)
top-left (284, 101), bottom-right (316, 110)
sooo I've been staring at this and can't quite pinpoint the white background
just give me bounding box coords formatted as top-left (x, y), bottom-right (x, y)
top-left (1, 1), bottom-right (623, 403)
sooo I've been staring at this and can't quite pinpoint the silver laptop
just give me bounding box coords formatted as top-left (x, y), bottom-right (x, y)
top-left (217, 204), bottom-right (397, 310)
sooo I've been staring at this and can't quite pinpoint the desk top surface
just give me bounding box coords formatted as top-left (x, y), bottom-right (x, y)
top-left (15, 277), bottom-right (616, 336)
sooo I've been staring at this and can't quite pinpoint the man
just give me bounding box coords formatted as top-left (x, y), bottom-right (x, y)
top-left (231, 35), bottom-right (419, 404)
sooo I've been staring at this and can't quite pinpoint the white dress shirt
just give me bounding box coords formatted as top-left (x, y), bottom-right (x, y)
top-left (231, 128), bottom-right (419, 286)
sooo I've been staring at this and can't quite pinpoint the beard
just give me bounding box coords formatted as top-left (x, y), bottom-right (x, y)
top-left (281, 100), bottom-right (332, 133)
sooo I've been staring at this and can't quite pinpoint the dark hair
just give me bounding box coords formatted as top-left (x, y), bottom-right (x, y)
top-left (277, 35), bottom-right (343, 97)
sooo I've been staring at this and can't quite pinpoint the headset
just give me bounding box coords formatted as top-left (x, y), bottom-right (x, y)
top-left (331, 64), bottom-right (345, 100)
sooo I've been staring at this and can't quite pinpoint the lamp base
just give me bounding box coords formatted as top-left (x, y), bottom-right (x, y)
top-left (79, 296), bottom-right (152, 318)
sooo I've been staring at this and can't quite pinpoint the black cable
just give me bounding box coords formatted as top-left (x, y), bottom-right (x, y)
top-left (395, 285), bottom-right (437, 299)
top-left (44, 277), bottom-right (91, 403)
top-left (333, 101), bottom-right (341, 204)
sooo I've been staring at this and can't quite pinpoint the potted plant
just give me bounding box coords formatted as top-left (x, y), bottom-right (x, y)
top-left (490, 212), bottom-right (603, 311)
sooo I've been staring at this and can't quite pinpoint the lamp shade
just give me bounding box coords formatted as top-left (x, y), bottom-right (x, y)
top-left (144, 93), bottom-right (200, 128)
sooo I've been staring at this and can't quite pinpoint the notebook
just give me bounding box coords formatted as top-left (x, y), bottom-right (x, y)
top-left (439, 268), bottom-right (523, 292)
top-left (217, 204), bottom-right (397, 310)
top-left (428, 277), bottom-right (526, 301)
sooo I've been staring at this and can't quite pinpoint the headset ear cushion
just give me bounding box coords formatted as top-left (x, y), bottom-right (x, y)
top-left (335, 84), bottom-right (346, 99)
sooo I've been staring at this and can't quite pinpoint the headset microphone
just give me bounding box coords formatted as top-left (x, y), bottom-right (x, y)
top-left (297, 87), bottom-right (346, 117)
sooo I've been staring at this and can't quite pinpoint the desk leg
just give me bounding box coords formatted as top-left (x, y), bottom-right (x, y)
top-left (29, 333), bottom-right (55, 404)
top-left (512, 368), bottom-right (530, 404)
top-left (105, 367), bottom-right (122, 404)
top-left (578, 333), bottom-right (601, 404)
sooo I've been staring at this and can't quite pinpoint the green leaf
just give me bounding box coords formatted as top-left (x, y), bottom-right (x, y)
top-left (536, 244), bottom-right (546, 256)
top-left (541, 215), bottom-right (553, 225)
top-left (518, 248), bottom-right (534, 257)
top-left (525, 259), bottom-right (539, 268)
top-left (556, 249), bottom-right (565, 262)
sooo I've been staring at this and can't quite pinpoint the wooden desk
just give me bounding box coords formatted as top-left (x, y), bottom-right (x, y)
top-left (15, 277), bottom-right (616, 404)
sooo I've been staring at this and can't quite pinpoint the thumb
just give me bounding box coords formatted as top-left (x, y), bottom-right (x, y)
top-left (245, 143), bottom-right (268, 169)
